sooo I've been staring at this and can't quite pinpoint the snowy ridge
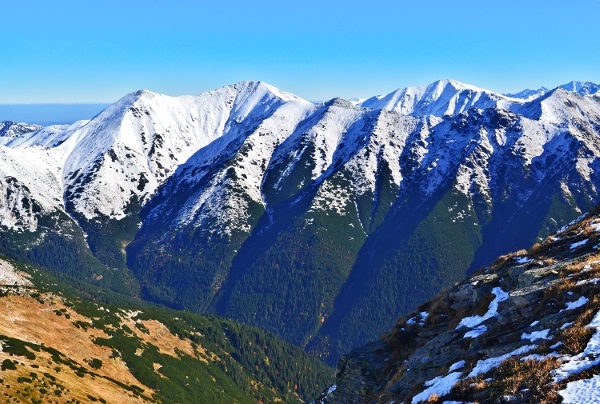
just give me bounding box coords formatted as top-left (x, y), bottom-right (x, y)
top-left (54, 81), bottom-right (308, 220)
top-left (513, 88), bottom-right (600, 126)
top-left (504, 80), bottom-right (600, 102)
top-left (1, 78), bottom-right (600, 234)
top-left (361, 79), bottom-right (519, 117)
top-left (2, 121), bottom-right (85, 149)
top-left (0, 121), bottom-right (42, 146)
top-left (559, 81), bottom-right (600, 96)
top-left (504, 87), bottom-right (550, 101)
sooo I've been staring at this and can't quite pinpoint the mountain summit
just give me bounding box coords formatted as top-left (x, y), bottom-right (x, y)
top-left (360, 79), bottom-right (516, 116)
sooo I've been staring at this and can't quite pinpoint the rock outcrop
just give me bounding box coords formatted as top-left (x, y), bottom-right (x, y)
top-left (320, 205), bottom-right (600, 403)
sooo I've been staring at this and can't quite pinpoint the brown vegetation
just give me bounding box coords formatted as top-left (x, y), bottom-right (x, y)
top-left (452, 357), bottom-right (561, 403)
top-left (0, 289), bottom-right (157, 403)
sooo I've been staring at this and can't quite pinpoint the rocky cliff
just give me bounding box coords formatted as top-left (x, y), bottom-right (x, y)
top-left (320, 205), bottom-right (600, 403)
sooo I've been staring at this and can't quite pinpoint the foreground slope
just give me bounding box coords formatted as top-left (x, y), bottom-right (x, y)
top-left (0, 257), bottom-right (333, 403)
top-left (320, 205), bottom-right (600, 403)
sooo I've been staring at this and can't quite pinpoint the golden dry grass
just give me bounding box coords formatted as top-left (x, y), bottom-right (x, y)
top-left (0, 289), bottom-right (154, 403)
top-left (452, 357), bottom-right (561, 403)
top-left (487, 249), bottom-right (529, 273)
top-left (559, 323), bottom-right (595, 355)
top-left (556, 295), bottom-right (600, 355)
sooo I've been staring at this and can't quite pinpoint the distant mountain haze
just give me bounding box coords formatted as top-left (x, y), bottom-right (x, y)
top-left (0, 103), bottom-right (109, 125)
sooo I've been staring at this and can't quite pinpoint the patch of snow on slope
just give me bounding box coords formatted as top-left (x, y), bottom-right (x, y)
top-left (554, 310), bottom-right (600, 383)
top-left (453, 125), bottom-right (494, 200)
top-left (458, 287), bottom-right (509, 329)
top-left (521, 329), bottom-right (551, 341)
top-left (0, 259), bottom-right (32, 286)
top-left (560, 296), bottom-right (589, 312)
top-left (411, 372), bottom-right (463, 404)
top-left (309, 175), bottom-right (353, 216)
top-left (464, 325), bottom-right (487, 339)
top-left (559, 374), bottom-right (600, 403)
top-left (449, 360), bottom-right (465, 372)
top-left (570, 239), bottom-right (589, 249)
top-left (467, 345), bottom-right (536, 378)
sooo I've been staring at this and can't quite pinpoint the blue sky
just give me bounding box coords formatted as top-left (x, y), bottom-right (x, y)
top-left (1, 0), bottom-right (599, 103)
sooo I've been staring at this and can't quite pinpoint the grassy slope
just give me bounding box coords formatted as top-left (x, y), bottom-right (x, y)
top-left (0, 255), bottom-right (334, 403)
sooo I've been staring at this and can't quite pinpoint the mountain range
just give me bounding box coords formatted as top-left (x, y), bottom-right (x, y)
top-left (1, 79), bottom-right (600, 365)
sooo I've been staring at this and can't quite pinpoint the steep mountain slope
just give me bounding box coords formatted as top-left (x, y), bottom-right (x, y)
top-left (1, 80), bottom-right (600, 366)
top-left (309, 89), bottom-right (600, 362)
top-left (318, 205), bottom-right (600, 403)
top-left (559, 81), bottom-right (600, 96)
top-left (127, 85), bottom-right (600, 363)
top-left (0, 255), bottom-right (333, 403)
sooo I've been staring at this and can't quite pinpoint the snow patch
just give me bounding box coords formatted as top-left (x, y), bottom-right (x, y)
top-left (467, 345), bottom-right (536, 378)
top-left (458, 287), bottom-right (509, 329)
top-left (559, 374), bottom-right (600, 403)
top-left (521, 329), bottom-right (551, 341)
top-left (570, 239), bottom-right (589, 250)
top-left (560, 296), bottom-right (589, 312)
top-left (554, 310), bottom-right (600, 382)
top-left (449, 360), bottom-right (466, 372)
top-left (407, 311), bottom-right (429, 326)
top-left (515, 257), bottom-right (534, 264)
top-left (464, 325), bottom-right (487, 339)
top-left (411, 372), bottom-right (463, 404)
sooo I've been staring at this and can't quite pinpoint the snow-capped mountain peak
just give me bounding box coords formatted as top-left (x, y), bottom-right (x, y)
top-left (558, 80), bottom-right (600, 96)
top-left (0, 121), bottom-right (42, 146)
top-left (506, 81), bottom-right (600, 102)
top-left (360, 78), bottom-right (518, 117)
top-left (57, 81), bottom-right (313, 220)
top-left (514, 87), bottom-right (600, 125)
top-left (504, 87), bottom-right (550, 101)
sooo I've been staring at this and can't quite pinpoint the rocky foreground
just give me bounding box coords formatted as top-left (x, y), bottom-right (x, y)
top-left (319, 206), bottom-right (600, 403)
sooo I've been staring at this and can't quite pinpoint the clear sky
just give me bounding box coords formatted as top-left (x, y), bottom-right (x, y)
top-left (1, 0), bottom-right (599, 103)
